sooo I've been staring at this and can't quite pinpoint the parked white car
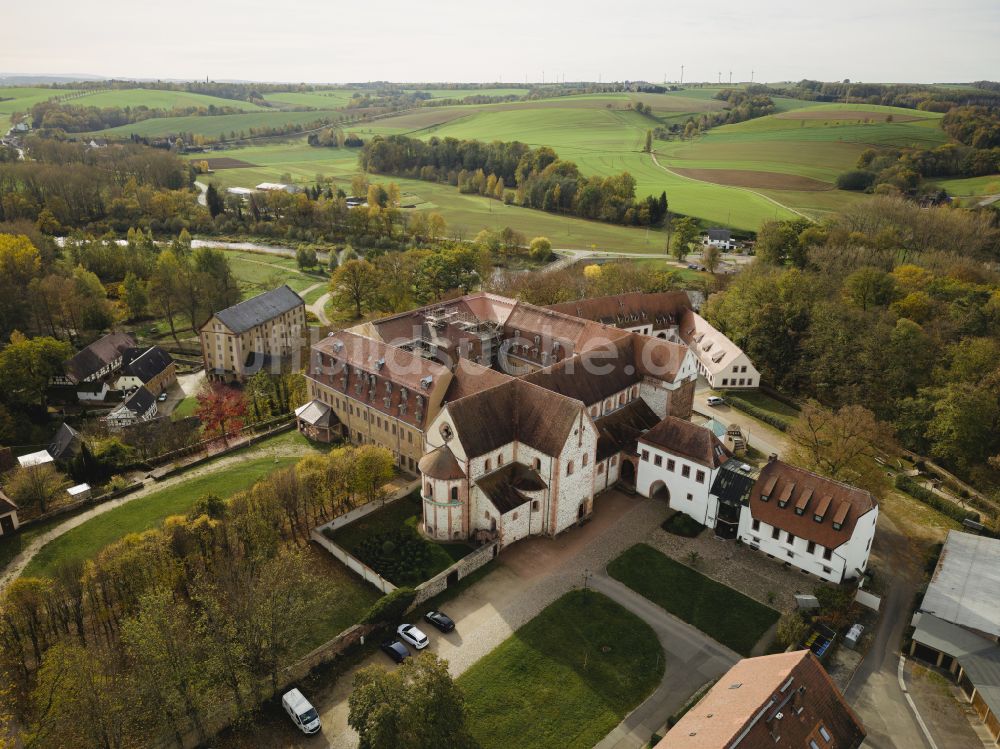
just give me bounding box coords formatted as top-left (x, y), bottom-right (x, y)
top-left (397, 623), bottom-right (429, 650)
top-left (706, 396), bottom-right (726, 406)
top-left (282, 688), bottom-right (321, 735)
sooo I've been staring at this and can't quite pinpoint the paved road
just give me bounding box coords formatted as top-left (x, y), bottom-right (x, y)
top-left (591, 571), bottom-right (739, 749)
top-left (691, 389), bottom-right (790, 459)
top-left (844, 512), bottom-right (935, 749)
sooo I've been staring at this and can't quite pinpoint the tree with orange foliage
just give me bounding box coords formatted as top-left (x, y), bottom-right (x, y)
top-left (195, 382), bottom-right (247, 446)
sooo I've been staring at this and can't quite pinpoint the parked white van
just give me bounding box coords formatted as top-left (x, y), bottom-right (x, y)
top-left (282, 688), bottom-right (321, 734)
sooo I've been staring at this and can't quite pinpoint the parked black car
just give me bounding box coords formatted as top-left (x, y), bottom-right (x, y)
top-left (423, 610), bottom-right (456, 633)
top-left (380, 640), bottom-right (410, 664)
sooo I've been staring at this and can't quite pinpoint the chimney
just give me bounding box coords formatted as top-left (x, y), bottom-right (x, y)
top-left (768, 453), bottom-right (778, 463)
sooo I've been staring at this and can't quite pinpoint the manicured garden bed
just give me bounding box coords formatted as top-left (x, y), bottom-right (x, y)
top-left (608, 543), bottom-right (780, 655)
top-left (458, 589), bottom-right (664, 749)
top-left (325, 493), bottom-right (470, 586)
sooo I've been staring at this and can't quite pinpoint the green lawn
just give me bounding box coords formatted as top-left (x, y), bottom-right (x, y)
top-left (458, 590), bottom-right (664, 749)
top-left (172, 394), bottom-right (198, 418)
top-left (63, 88), bottom-right (267, 112)
top-left (327, 493), bottom-right (469, 586)
top-left (608, 544), bottom-right (780, 656)
top-left (717, 389), bottom-right (801, 422)
top-left (23, 455), bottom-right (300, 579)
top-left (0, 515), bottom-right (68, 573)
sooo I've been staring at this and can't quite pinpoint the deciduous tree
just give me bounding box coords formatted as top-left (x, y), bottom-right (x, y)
top-left (787, 402), bottom-right (893, 493)
top-left (4, 463), bottom-right (69, 515)
top-left (331, 259), bottom-right (380, 318)
top-left (0, 332), bottom-right (72, 409)
top-left (349, 653), bottom-right (479, 749)
top-left (195, 383), bottom-right (247, 446)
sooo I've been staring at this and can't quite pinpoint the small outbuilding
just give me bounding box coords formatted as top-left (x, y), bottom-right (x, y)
top-left (295, 399), bottom-right (338, 443)
top-left (18, 450), bottom-right (54, 469)
top-left (0, 490), bottom-right (19, 536)
top-left (67, 483), bottom-right (93, 502)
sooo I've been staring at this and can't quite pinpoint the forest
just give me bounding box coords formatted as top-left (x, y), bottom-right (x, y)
top-left (0, 443), bottom-right (397, 749)
top-left (704, 196), bottom-right (1000, 491)
top-left (360, 135), bottom-right (670, 226)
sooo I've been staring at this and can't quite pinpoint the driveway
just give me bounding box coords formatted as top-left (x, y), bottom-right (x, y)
top-left (591, 571), bottom-right (739, 749)
top-left (263, 490), bottom-right (680, 749)
top-left (691, 387), bottom-right (790, 458)
top-left (844, 512), bottom-right (938, 749)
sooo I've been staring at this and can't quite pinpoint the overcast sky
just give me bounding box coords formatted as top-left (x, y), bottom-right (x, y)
top-left (2, 0), bottom-right (997, 84)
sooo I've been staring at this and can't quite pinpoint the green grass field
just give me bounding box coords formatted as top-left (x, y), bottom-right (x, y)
top-left (937, 174), bottom-right (1000, 198)
top-left (160, 89), bottom-right (998, 235)
top-left (85, 108), bottom-right (343, 140)
top-left (194, 145), bottom-right (674, 252)
top-left (608, 543), bottom-right (780, 655)
top-left (458, 589), bottom-right (664, 749)
top-left (59, 88), bottom-right (267, 112)
top-left (221, 249), bottom-right (326, 298)
top-left (0, 86), bottom-right (80, 126)
top-left (23, 454), bottom-right (300, 579)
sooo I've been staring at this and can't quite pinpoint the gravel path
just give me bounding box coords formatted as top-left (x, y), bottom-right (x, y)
top-left (0, 436), bottom-right (307, 593)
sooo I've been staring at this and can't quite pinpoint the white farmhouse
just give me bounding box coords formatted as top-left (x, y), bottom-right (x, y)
top-left (739, 459), bottom-right (878, 583)
top-left (703, 228), bottom-right (737, 250)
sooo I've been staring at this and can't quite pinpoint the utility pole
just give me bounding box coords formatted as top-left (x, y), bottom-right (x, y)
top-left (729, 70), bottom-right (732, 85)
top-left (751, 69), bottom-right (754, 83)
top-left (680, 65), bottom-right (684, 84)
top-left (718, 71), bottom-right (722, 84)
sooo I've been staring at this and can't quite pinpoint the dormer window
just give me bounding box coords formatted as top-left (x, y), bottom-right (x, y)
top-left (832, 521), bottom-right (843, 531)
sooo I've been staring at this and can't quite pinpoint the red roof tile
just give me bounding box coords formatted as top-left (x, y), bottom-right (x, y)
top-left (657, 651), bottom-right (866, 749)
top-left (750, 460), bottom-right (876, 550)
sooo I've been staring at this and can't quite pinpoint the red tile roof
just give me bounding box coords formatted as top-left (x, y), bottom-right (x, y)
top-left (444, 379), bottom-right (582, 458)
top-left (310, 331), bottom-right (448, 428)
top-left (750, 460), bottom-right (877, 550)
top-left (657, 650), bottom-right (865, 749)
top-left (418, 444), bottom-right (466, 480)
top-left (639, 416), bottom-right (732, 468)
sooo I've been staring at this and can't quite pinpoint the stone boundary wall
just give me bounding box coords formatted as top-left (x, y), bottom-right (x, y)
top-left (14, 481), bottom-right (145, 532)
top-left (310, 528), bottom-right (398, 595)
top-left (412, 540), bottom-right (498, 605)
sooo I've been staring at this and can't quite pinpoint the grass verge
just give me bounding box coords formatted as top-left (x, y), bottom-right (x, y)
top-left (23, 456), bottom-right (299, 579)
top-left (608, 543), bottom-right (779, 655)
top-left (458, 589), bottom-right (664, 749)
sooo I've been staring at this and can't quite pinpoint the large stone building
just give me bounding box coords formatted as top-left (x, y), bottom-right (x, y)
top-left (200, 285), bottom-right (306, 381)
top-left (657, 650), bottom-right (866, 749)
top-left (548, 291), bottom-right (760, 389)
top-left (302, 292), bottom-right (702, 547)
